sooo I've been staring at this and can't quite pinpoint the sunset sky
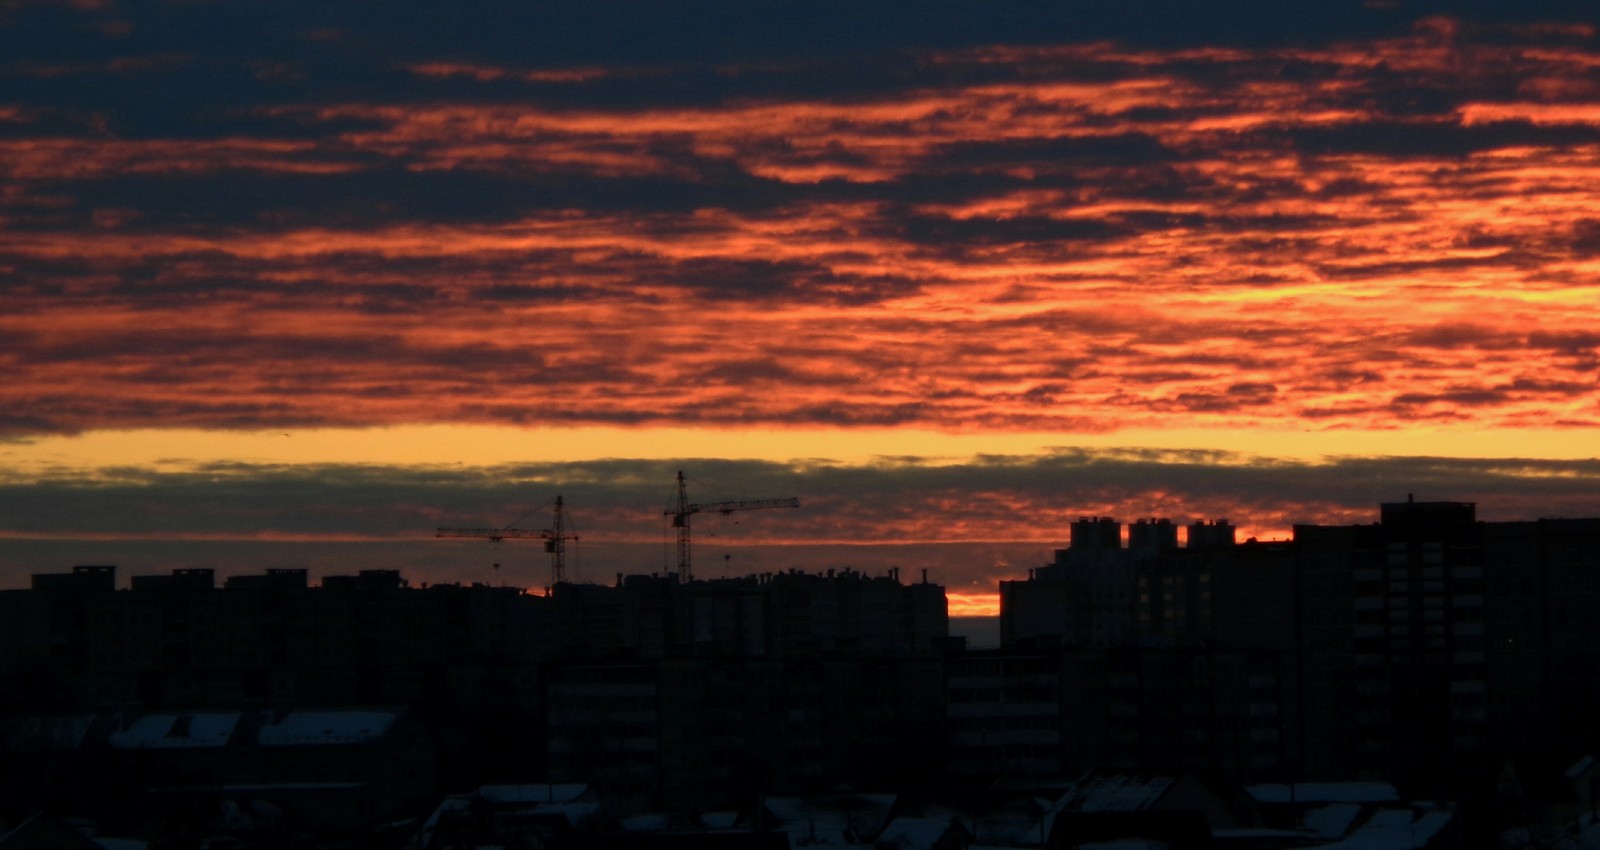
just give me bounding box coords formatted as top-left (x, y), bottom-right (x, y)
top-left (4, 1), bottom-right (1600, 612)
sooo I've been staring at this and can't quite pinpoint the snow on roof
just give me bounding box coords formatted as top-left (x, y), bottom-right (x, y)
top-left (618, 811), bottom-right (740, 833)
top-left (1247, 782), bottom-right (1400, 805)
top-left (1304, 803), bottom-right (1364, 839)
top-left (523, 801), bottom-right (601, 828)
top-left (619, 814), bottom-right (673, 832)
top-left (1063, 776), bottom-right (1174, 812)
top-left (1, 715), bottom-right (94, 752)
top-left (1215, 828), bottom-right (1318, 840)
top-left (257, 710), bottom-right (396, 746)
top-left (971, 806), bottom-right (1051, 847)
top-left (765, 794), bottom-right (897, 845)
top-left (1567, 755), bottom-right (1597, 780)
top-left (475, 784), bottom-right (598, 828)
top-left (418, 794), bottom-right (472, 847)
top-left (475, 783), bottom-right (590, 804)
top-left (108, 713), bottom-right (239, 749)
top-left (416, 790), bottom-right (598, 846)
top-left (214, 782), bottom-right (365, 791)
top-left (1309, 806), bottom-right (1453, 850)
top-left (876, 815), bottom-right (960, 849)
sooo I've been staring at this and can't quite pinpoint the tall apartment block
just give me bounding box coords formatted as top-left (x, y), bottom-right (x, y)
top-left (1296, 501), bottom-right (1600, 792)
top-left (998, 498), bottom-right (1600, 793)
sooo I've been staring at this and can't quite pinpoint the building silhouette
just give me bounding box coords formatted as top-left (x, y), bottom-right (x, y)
top-left (3, 497), bottom-right (1600, 840)
top-left (1000, 498), bottom-right (1600, 795)
top-left (0, 564), bottom-right (949, 824)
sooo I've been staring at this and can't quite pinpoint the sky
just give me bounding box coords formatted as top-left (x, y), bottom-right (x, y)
top-left (3, 0), bottom-right (1600, 613)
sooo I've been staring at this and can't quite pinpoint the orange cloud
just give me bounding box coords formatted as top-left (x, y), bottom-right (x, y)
top-left (3, 18), bottom-right (1600, 438)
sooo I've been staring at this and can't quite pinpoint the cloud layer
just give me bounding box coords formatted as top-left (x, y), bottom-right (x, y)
top-left (3, 6), bottom-right (1600, 436)
top-left (4, 3), bottom-right (1600, 606)
top-left (6, 450), bottom-right (1600, 592)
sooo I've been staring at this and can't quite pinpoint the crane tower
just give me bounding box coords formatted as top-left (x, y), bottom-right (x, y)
top-left (666, 470), bottom-right (798, 582)
top-left (436, 495), bottom-right (579, 586)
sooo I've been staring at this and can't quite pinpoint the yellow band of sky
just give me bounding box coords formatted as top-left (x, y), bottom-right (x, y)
top-left (5, 424), bottom-right (1595, 475)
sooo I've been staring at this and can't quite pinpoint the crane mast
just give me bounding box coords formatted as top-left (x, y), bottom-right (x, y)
top-left (544, 495), bottom-right (574, 583)
top-left (436, 496), bottom-right (578, 587)
top-left (666, 470), bottom-right (798, 582)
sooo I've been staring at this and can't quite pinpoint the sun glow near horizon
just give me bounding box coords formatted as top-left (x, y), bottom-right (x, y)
top-left (947, 592), bottom-right (1000, 618)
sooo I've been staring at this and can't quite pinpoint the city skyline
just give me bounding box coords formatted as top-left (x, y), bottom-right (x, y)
top-left (5, 1), bottom-right (1600, 608)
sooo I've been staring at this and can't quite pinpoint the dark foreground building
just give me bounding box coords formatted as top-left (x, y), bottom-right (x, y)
top-left (1296, 500), bottom-right (1600, 795)
top-left (4, 497), bottom-right (1599, 843)
top-left (1000, 498), bottom-right (1600, 797)
top-left (0, 564), bottom-right (949, 828)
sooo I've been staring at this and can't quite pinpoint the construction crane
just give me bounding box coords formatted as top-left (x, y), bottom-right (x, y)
top-left (436, 495), bottom-right (579, 586)
top-left (666, 470), bottom-right (798, 582)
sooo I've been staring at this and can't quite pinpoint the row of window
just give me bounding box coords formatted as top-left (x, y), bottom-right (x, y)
top-left (950, 716), bottom-right (1060, 733)
top-left (949, 686), bottom-right (1057, 704)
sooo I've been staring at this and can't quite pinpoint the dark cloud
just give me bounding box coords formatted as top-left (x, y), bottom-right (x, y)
top-left (1568, 220), bottom-right (1600, 255)
top-left (898, 213), bottom-right (1124, 248)
top-left (0, 1), bottom-right (1456, 75)
top-left (1163, 382), bottom-right (1279, 413)
top-left (7, 166), bottom-right (810, 232)
top-left (691, 358), bottom-right (854, 388)
top-left (1287, 119), bottom-right (1600, 158)
top-left (1404, 323), bottom-right (1526, 351)
top-left (1, 449), bottom-right (1593, 534)
top-left (933, 133), bottom-right (1185, 168)
top-left (1313, 254), bottom-right (1517, 281)
top-left (3, 1), bottom-right (1585, 149)
top-left (1392, 387), bottom-right (1511, 408)
top-left (3, 2), bottom-right (1599, 441)
top-left (9, 448), bottom-right (1600, 588)
top-left (649, 256), bottom-right (922, 304)
top-left (1527, 330), bottom-right (1600, 355)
